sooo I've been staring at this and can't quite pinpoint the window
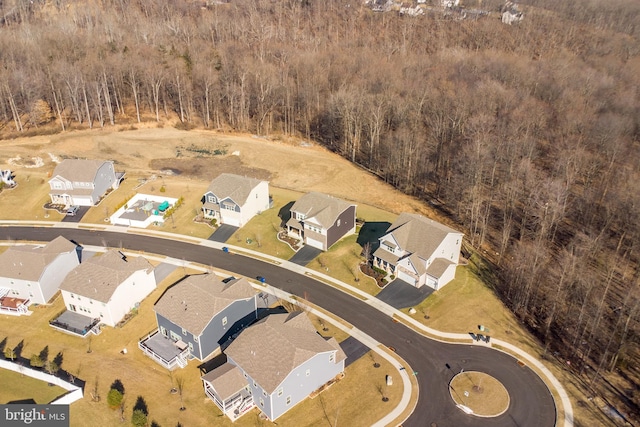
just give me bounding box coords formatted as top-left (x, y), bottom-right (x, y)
top-left (207, 195), bottom-right (216, 204)
top-left (160, 326), bottom-right (167, 337)
top-left (277, 388), bottom-right (283, 397)
top-left (188, 342), bottom-right (194, 352)
top-left (286, 396), bottom-right (291, 405)
top-left (456, 239), bottom-right (459, 245)
top-left (297, 213), bottom-right (305, 220)
top-left (194, 336), bottom-right (199, 342)
top-left (305, 369), bottom-right (310, 377)
top-left (90, 300), bottom-right (93, 304)
top-left (222, 316), bottom-right (228, 326)
top-left (330, 353), bottom-right (334, 363)
top-left (259, 398), bottom-right (264, 407)
top-left (70, 294), bottom-right (75, 299)
top-left (182, 328), bottom-right (187, 336)
top-left (170, 331), bottom-right (181, 341)
top-left (262, 390), bottom-right (267, 397)
top-left (244, 372), bottom-right (248, 378)
top-left (337, 219), bottom-right (341, 227)
top-left (223, 204), bottom-right (235, 211)
top-left (253, 381), bottom-right (257, 388)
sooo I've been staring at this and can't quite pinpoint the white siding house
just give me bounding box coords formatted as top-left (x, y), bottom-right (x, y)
top-left (373, 213), bottom-right (463, 290)
top-left (0, 236), bottom-right (79, 307)
top-left (49, 159), bottom-right (122, 207)
top-left (60, 250), bottom-right (155, 327)
top-left (201, 174), bottom-right (270, 227)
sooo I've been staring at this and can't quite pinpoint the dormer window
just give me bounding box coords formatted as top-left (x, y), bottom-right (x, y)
top-left (208, 195), bottom-right (216, 204)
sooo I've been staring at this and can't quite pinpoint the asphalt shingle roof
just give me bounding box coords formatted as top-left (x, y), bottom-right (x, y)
top-left (201, 363), bottom-right (247, 401)
top-left (154, 275), bottom-right (256, 336)
top-left (0, 236), bottom-right (77, 282)
top-left (225, 312), bottom-right (344, 394)
top-left (383, 213), bottom-right (462, 259)
top-left (60, 250), bottom-right (153, 303)
top-left (290, 192), bottom-right (354, 229)
top-left (204, 173), bottom-right (265, 206)
top-left (51, 159), bottom-right (110, 183)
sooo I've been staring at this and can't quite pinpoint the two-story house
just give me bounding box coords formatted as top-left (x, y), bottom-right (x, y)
top-left (202, 312), bottom-right (346, 422)
top-left (286, 192), bottom-right (356, 251)
top-left (140, 274), bottom-right (258, 370)
top-left (373, 213), bottom-right (463, 290)
top-left (48, 159), bottom-right (123, 207)
top-left (201, 173), bottom-right (270, 227)
top-left (59, 250), bottom-right (156, 327)
top-left (0, 236), bottom-right (79, 309)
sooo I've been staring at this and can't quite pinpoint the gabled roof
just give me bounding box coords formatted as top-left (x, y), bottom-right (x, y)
top-left (204, 173), bottom-right (265, 206)
top-left (202, 363), bottom-right (248, 401)
top-left (426, 258), bottom-right (455, 278)
top-left (50, 159), bottom-right (111, 183)
top-left (154, 275), bottom-right (256, 336)
top-left (382, 213), bottom-right (462, 259)
top-left (60, 250), bottom-right (153, 303)
top-left (225, 312), bottom-right (343, 394)
top-left (0, 236), bottom-right (77, 282)
top-left (290, 192), bottom-right (354, 229)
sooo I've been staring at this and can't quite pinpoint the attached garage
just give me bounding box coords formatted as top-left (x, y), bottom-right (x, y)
top-left (305, 236), bottom-right (325, 251)
top-left (398, 269), bottom-right (417, 287)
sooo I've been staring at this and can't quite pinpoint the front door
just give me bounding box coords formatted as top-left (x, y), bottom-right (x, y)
top-left (69, 304), bottom-right (77, 312)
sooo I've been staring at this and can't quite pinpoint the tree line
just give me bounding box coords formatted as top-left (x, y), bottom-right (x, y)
top-left (1, 0), bottom-right (639, 421)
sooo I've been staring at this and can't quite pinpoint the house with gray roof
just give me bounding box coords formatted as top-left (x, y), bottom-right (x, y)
top-left (286, 192), bottom-right (356, 251)
top-left (140, 274), bottom-right (258, 370)
top-left (201, 173), bottom-right (270, 227)
top-left (373, 213), bottom-right (463, 290)
top-left (59, 250), bottom-right (155, 327)
top-left (49, 159), bottom-right (123, 207)
top-left (202, 312), bottom-right (346, 422)
top-left (0, 236), bottom-right (79, 310)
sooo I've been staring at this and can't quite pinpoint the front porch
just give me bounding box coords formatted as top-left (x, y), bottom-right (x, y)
top-left (49, 310), bottom-right (101, 337)
top-left (0, 289), bottom-right (30, 316)
top-left (138, 329), bottom-right (189, 370)
top-left (204, 383), bottom-right (254, 422)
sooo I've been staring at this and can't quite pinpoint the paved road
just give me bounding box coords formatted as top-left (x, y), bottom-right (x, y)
top-left (0, 227), bottom-right (556, 427)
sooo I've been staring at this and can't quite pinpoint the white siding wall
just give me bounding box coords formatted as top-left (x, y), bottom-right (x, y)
top-left (437, 264), bottom-right (458, 289)
top-left (0, 277), bottom-right (44, 305)
top-left (243, 181), bottom-right (270, 223)
top-left (91, 162), bottom-right (116, 204)
top-left (39, 250), bottom-right (80, 303)
top-left (433, 233), bottom-right (463, 264)
top-left (61, 268), bottom-right (155, 327)
top-left (105, 269), bottom-right (156, 327)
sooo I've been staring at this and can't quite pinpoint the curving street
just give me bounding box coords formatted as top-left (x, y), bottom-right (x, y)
top-left (0, 226), bottom-right (556, 427)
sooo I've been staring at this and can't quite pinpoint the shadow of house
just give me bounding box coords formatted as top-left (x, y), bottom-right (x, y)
top-left (277, 201), bottom-right (295, 228)
top-left (198, 353), bottom-right (228, 375)
top-left (357, 221), bottom-right (391, 252)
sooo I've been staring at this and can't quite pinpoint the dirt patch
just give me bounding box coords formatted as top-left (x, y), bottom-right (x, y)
top-left (150, 156), bottom-right (272, 182)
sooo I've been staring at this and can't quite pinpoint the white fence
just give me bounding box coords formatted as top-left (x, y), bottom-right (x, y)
top-left (0, 359), bottom-right (83, 405)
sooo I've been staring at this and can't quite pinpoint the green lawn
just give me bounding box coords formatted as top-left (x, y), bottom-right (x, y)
top-left (0, 369), bottom-right (67, 404)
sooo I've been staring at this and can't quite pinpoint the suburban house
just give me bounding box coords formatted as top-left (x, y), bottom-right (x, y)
top-left (373, 213), bottom-right (463, 290)
top-left (201, 173), bottom-right (270, 227)
top-left (48, 159), bottom-right (123, 207)
top-left (286, 192), bottom-right (356, 251)
top-left (59, 250), bottom-right (156, 327)
top-left (0, 236), bottom-right (79, 310)
top-left (139, 274), bottom-right (257, 370)
top-left (202, 312), bottom-right (346, 422)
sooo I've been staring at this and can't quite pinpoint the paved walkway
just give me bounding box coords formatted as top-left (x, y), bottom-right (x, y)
top-left (2, 221), bottom-right (573, 427)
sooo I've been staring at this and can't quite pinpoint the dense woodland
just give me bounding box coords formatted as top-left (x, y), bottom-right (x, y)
top-left (1, 0), bottom-right (639, 422)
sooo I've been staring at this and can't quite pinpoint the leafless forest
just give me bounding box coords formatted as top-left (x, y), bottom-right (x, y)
top-left (1, 0), bottom-right (639, 421)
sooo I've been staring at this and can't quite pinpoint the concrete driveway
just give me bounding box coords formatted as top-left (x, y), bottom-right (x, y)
top-left (288, 245), bottom-right (322, 266)
top-left (375, 278), bottom-right (434, 309)
top-left (207, 224), bottom-right (238, 243)
top-left (153, 262), bottom-right (178, 283)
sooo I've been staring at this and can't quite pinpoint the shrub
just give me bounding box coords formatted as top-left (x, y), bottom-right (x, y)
top-left (107, 389), bottom-right (123, 409)
top-left (159, 186), bottom-right (166, 193)
top-left (131, 409), bottom-right (147, 427)
top-left (30, 354), bottom-right (45, 368)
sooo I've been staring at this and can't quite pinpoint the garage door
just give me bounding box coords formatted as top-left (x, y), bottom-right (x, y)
top-left (222, 216), bottom-right (241, 227)
top-left (426, 276), bottom-right (437, 289)
top-left (306, 236), bottom-right (325, 250)
top-left (72, 197), bottom-right (93, 207)
top-left (398, 270), bottom-right (417, 286)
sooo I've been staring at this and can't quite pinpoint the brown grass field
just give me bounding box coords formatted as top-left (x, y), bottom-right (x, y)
top-left (0, 127), bottom-right (612, 426)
